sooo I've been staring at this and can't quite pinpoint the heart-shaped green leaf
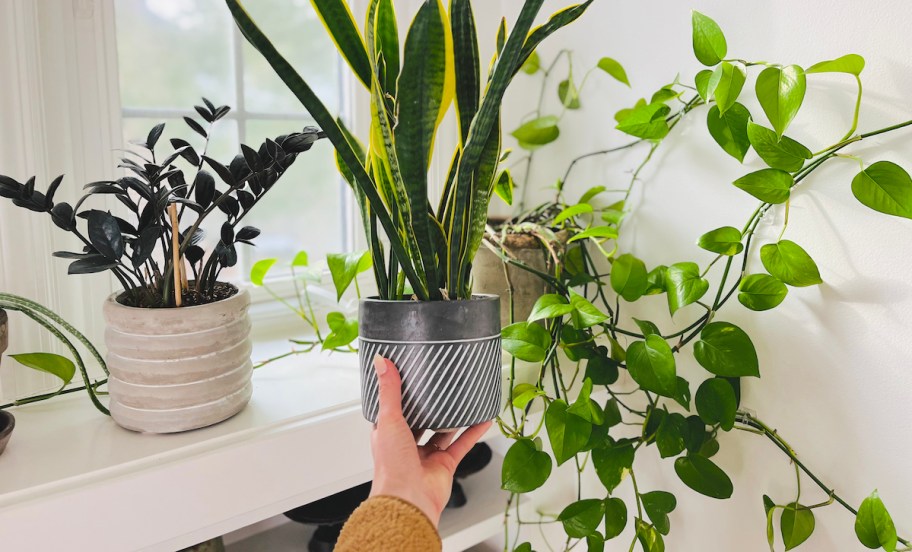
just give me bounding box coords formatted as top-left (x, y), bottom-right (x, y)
top-left (691, 11), bottom-right (727, 66)
top-left (695, 378), bottom-right (737, 430)
top-left (760, 240), bottom-right (822, 287)
top-left (641, 491), bottom-right (677, 535)
top-left (708, 62), bottom-right (746, 114)
top-left (674, 454), bottom-right (733, 499)
top-left (693, 321), bottom-right (760, 377)
top-left (604, 497), bottom-right (628, 539)
top-left (698, 226), bottom-right (744, 256)
top-left (546, 399), bottom-right (592, 465)
top-left (807, 54), bottom-right (865, 76)
top-left (627, 335), bottom-right (677, 397)
top-left (502, 438), bottom-right (552, 493)
top-left (855, 490), bottom-right (898, 551)
top-left (502, 322), bottom-right (552, 362)
top-left (664, 262), bottom-right (709, 315)
top-left (851, 161), bottom-right (912, 220)
top-left (781, 502), bottom-right (816, 550)
top-left (559, 499), bottom-right (606, 538)
top-left (322, 312), bottom-right (358, 350)
top-left (738, 273), bottom-right (788, 311)
top-left (747, 122), bottom-right (812, 172)
top-left (707, 103), bottom-right (751, 162)
top-left (610, 253), bottom-right (648, 302)
top-left (755, 65), bottom-right (806, 137)
top-left (592, 438), bottom-right (635, 493)
top-left (528, 294), bottom-right (574, 322)
top-left (733, 169), bottom-right (793, 204)
top-left (512, 115), bottom-right (560, 148)
top-left (597, 57), bottom-right (630, 86)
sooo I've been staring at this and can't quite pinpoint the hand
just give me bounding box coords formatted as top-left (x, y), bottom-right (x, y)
top-left (368, 354), bottom-right (492, 527)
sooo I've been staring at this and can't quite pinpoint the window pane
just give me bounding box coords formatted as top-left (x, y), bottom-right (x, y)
top-left (241, 0), bottom-right (341, 114)
top-left (116, 0), bottom-right (235, 109)
top-left (241, 120), bottom-right (343, 273)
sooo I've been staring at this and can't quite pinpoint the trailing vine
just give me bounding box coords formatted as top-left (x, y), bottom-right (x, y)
top-left (492, 11), bottom-right (911, 552)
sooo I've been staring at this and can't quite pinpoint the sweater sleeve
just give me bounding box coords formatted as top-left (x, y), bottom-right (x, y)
top-left (335, 495), bottom-right (442, 552)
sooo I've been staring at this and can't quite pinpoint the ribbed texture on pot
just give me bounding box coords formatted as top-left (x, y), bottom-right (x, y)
top-left (103, 288), bottom-right (253, 433)
top-left (359, 295), bottom-right (502, 430)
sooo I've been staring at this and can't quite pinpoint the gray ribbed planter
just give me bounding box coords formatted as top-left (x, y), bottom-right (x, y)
top-left (359, 295), bottom-right (501, 430)
top-left (103, 288), bottom-right (253, 434)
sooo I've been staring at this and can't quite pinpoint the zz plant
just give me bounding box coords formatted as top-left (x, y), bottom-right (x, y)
top-left (0, 100), bottom-right (324, 308)
top-left (226, 0), bottom-right (593, 301)
top-left (495, 11), bottom-right (911, 552)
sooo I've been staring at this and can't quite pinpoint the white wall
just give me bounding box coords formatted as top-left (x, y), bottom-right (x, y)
top-left (488, 0), bottom-right (912, 550)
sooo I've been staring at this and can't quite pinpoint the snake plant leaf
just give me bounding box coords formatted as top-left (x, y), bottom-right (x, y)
top-left (516, 1), bottom-right (594, 77)
top-left (451, 0), bottom-right (480, 143)
top-left (395, 0), bottom-right (451, 293)
top-left (448, 0), bottom-right (546, 296)
top-left (309, 0), bottom-right (372, 89)
top-left (366, 0), bottom-right (399, 98)
top-left (227, 0), bottom-right (425, 299)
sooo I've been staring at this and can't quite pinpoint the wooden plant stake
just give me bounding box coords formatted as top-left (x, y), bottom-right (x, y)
top-left (168, 204), bottom-right (183, 307)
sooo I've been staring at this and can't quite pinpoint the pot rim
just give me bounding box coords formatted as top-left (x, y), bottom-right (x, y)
top-left (0, 410), bottom-right (14, 438)
top-left (105, 284), bottom-right (249, 312)
top-left (361, 293), bottom-right (498, 304)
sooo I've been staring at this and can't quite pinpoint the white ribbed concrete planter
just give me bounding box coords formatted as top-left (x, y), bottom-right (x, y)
top-left (103, 288), bottom-right (253, 434)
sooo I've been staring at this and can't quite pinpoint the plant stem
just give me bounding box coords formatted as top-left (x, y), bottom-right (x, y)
top-left (737, 412), bottom-right (911, 548)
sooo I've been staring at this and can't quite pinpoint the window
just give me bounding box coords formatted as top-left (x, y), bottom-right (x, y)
top-left (114, 0), bottom-right (351, 282)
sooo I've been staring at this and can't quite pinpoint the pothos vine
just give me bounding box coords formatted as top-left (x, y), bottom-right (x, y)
top-left (489, 11), bottom-right (911, 552)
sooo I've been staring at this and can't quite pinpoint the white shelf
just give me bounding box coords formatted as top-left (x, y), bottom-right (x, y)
top-left (224, 452), bottom-right (512, 552)
top-left (0, 339), bottom-right (503, 551)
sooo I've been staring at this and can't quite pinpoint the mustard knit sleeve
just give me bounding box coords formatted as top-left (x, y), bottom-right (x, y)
top-left (335, 495), bottom-right (442, 552)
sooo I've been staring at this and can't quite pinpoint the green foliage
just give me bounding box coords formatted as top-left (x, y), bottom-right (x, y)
top-left (558, 499), bottom-right (605, 538)
top-left (597, 57), bottom-right (630, 86)
top-left (546, 399), bottom-right (591, 465)
top-left (693, 322), bottom-right (759, 377)
top-left (502, 322), bottom-right (552, 362)
top-left (229, 0), bottom-right (593, 301)
top-left (697, 226), bottom-right (744, 256)
top-left (627, 335), bottom-right (677, 397)
top-left (738, 273), bottom-right (788, 311)
top-left (513, 116), bottom-right (561, 148)
top-left (733, 169), bottom-right (793, 204)
top-left (610, 253), bottom-right (648, 301)
top-left (706, 103), bottom-right (751, 162)
top-left (691, 11), bottom-right (727, 66)
top-left (760, 240), bottom-right (822, 287)
top-left (855, 491), bottom-right (898, 551)
top-left (664, 262), bottom-right (709, 315)
top-left (10, 353), bottom-right (76, 392)
top-left (695, 378), bottom-right (737, 431)
top-left (327, 251), bottom-right (372, 300)
top-left (502, 438), bottom-right (552, 493)
top-left (851, 161), bottom-right (912, 219)
top-left (780, 502), bottom-right (816, 550)
top-left (674, 454), bottom-right (733, 499)
top-left (641, 491), bottom-right (677, 535)
top-left (755, 65), bottom-right (806, 137)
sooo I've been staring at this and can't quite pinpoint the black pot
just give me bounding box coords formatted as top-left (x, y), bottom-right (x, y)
top-left (359, 295), bottom-right (502, 430)
top-left (0, 410), bottom-right (14, 456)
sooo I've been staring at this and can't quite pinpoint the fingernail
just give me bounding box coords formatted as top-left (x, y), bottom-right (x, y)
top-left (373, 354), bottom-right (387, 376)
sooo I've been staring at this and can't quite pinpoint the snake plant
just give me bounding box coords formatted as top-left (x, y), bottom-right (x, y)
top-left (227, 0), bottom-right (592, 300)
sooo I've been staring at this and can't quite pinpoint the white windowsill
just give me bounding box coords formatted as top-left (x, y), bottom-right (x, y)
top-left (0, 330), bottom-right (504, 551)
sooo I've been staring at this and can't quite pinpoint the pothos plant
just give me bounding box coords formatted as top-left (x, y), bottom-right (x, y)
top-left (0, 294), bottom-right (109, 414)
top-left (249, 249), bottom-right (372, 367)
top-left (0, 99), bottom-right (325, 308)
top-left (227, 0), bottom-right (593, 301)
top-left (493, 11), bottom-right (912, 552)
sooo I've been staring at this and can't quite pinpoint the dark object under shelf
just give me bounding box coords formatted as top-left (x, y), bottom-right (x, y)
top-left (284, 442), bottom-right (493, 550)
